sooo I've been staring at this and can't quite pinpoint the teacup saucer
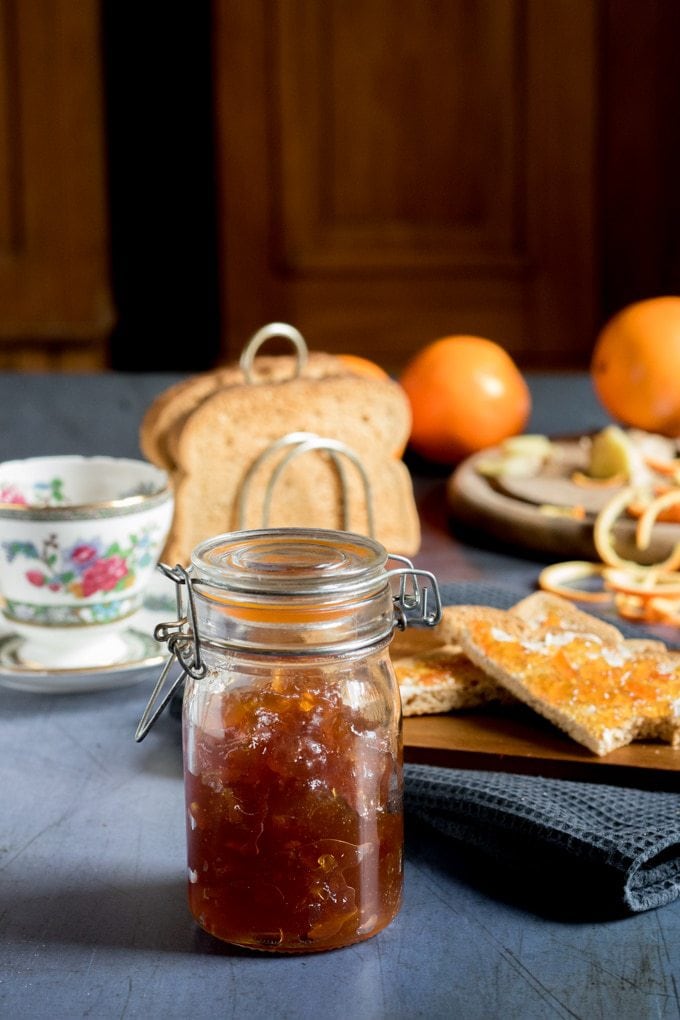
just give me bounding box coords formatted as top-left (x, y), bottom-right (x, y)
top-left (0, 573), bottom-right (175, 694)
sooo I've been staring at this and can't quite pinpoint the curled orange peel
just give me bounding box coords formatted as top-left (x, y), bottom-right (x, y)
top-left (538, 560), bottom-right (611, 603)
top-left (643, 455), bottom-right (680, 477)
top-left (603, 566), bottom-right (680, 600)
top-left (541, 483), bottom-right (680, 625)
top-left (635, 488), bottom-right (680, 552)
top-left (594, 486), bottom-right (680, 573)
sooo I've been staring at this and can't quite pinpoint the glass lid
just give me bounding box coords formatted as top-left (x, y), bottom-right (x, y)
top-left (190, 528), bottom-right (389, 597)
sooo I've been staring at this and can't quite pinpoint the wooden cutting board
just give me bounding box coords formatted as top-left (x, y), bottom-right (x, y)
top-left (403, 708), bottom-right (680, 790)
top-left (447, 437), bottom-right (680, 562)
top-left (401, 579), bottom-right (680, 790)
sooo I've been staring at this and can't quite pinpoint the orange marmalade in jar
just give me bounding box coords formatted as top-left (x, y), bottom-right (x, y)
top-left (141, 528), bottom-right (441, 953)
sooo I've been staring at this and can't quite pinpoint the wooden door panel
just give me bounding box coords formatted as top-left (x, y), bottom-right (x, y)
top-left (0, 0), bottom-right (113, 369)
top-left (277, 0), bottom-right (521, 270)
top-left (215, 0), bottom-right (597, 371)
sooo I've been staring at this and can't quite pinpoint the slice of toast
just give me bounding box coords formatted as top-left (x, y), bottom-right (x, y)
top-left (509, 590), bottom-right (625, 643)
top-left (140, 353), bottom-right (345, 471)
top-left (140, 367), bottom-right (241, 469)
top-left (165, 372), bottom-right (417, 564)
top-left (394, 643), bottom-right (514, 716)
top-left (391, 605), bottom-right (512, 715)
top-left (453, 596), bottom-right (680, 755)
top-left (390, 604), bottom-right (465, 657)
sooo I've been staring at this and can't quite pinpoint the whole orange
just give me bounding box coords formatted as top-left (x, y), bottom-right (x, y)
top-left (399, 335), bottom-right (531, 463)
top-left (591, 296), bottom-right (680, 435)
top-left (337, 353), bottom-right (390, 380)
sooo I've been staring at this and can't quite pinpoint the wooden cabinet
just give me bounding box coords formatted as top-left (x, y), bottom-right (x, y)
top-left (0, 0), bottom-right (113, 369)
top-left (0, 2), bottom-right (676, 373)
top-left (213, 0), bottom-right (599, 371)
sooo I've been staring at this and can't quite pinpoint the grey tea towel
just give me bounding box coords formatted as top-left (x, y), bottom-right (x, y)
top-left (404, 580), bottom-right (680, 914)
top-left (404, 763), bottom-right (680, 914)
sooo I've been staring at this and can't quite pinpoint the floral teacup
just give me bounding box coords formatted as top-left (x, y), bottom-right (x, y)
top-left (0, 455), bottom-right (173, 669)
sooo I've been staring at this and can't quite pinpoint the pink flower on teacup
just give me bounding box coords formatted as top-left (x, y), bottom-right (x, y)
top-left (67, 540), bottom-right (102, 572)
top-left (26, 570), bottom-right (45, 587)
top-left (0, 485), bottom-right (27, 506)
top-left (81, 555), bottom-right (128, 597)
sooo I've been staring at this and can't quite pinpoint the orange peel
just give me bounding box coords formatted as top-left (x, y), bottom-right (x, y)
top-left (594, 486), bottom-right (680, 573)
top-left (603, 566), bottom-right (680, 599)
top-left (571, 470), bottom-right (626, 488)
top-left (541, 482), bottom-right (680, 625)
top-left (613, 592), bottom-right (680, 626)
top-left (635, 488), bottom-right (680, 552)
top-left (538, 560), bottom-right (611, 603)
top-left (643, 455), bottom-right (680, 477)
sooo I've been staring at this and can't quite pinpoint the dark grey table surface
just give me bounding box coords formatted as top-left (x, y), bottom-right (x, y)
top-left (1, 372), bottom-right (679, 1020)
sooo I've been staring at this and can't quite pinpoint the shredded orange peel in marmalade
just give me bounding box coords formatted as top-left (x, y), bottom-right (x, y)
top-left (539, 485), bottom-right (680, 626)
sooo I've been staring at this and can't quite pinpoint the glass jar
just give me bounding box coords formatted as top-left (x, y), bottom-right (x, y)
top-left (139, 527), bottom-right (440, 953)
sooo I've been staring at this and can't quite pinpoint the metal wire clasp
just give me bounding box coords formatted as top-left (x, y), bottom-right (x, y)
top-left (134, 563), bottom-right (206, 742)
top-left (387, 555), bottom-right (442, 631)
top-left (237, 432), bottom-right (376, 538)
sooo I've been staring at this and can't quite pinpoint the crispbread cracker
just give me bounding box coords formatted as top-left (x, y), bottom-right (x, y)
top-left (453, 599), bottom-right (680, 756)
top-left (164, 372), bottom-right (417, 564)
top-left (394, 643), bottom-right (513, 716)
top-left (509, 591), bottom-right (624, 644)
top-left (390, 605), bottom-right (464, 657)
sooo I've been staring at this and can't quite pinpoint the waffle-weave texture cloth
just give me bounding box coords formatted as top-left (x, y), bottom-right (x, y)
top-left (405, 581), bottom-right (680, 915)
top-left (404, 763), bottom-right (680, 914)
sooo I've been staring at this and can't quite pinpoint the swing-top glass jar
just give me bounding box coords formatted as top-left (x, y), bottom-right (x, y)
top-left (143, 528), bottom-right (440, 953)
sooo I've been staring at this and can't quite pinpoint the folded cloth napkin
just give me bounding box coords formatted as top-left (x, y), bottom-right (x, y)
top-left (404, 763), bottom-right (680, 914)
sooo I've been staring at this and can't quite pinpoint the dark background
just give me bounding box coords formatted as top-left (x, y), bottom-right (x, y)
top-left (102, 1), bottom-right (680, 372)
top-left (103, 3), bottom-right (221, 370)
top-left (1, 0), bottom-right (679, 372)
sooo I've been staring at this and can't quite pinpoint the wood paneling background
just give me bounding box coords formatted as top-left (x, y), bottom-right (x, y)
top-left (0, 0), bottom-right (112, 369)
top-left (600, 0), bottom-right (680, 319)
top-left (214, 0), bottom-right (598, 371)
top-left (0, 1), bottom-right (678, 372)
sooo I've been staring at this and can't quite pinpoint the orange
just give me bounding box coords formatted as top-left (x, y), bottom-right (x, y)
top-left (591, 296), bottom-right (680, 436)
top-left (337, 353), bottom-right (390, 380)
top-left (399, 335), bottom-right (531, 463)
top-left (337, 352), bottom-right (407, 457)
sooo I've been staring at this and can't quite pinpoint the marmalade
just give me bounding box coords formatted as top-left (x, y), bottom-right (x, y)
top-left (183, 651), bottom-right (403, 952)
top-left (141, 529), bottom-right (441, 952)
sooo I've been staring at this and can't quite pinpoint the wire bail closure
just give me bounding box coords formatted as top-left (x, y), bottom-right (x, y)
top-left (388, 555), bottom-right (442, 631)
top-left (134, 563), bottom-right (206, 743)
top-left (136, 550), bottom-right (442, 741)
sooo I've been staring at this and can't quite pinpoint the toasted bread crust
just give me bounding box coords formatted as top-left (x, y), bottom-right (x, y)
top-left (453, 600), bottom-right (680, 755)
top-left (140, 367), bottom-right (240, 469)
top-left (509, 591), bottom-right (624, 644)
top-left (394, 643), bottom-right (512, 716)
top-left (158, 372), bottom-right (416, 563)
top-left (390, 605), bottom-right (465, 657)
top-left (140, 353), bottom-right (347, 471)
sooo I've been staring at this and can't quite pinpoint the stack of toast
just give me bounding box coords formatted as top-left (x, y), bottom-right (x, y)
top-left (392, 591), bottom-right (680, 757)
top-left (140, 337), bottom-right (420, 566)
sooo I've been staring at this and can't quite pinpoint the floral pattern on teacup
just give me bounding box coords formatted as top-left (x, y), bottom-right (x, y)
top-left (0, 477), bottom-right (65, 507)
top-left (4, 593), bottom-right (142, 626)
top-left (2, 525), bottom-right (159, 599)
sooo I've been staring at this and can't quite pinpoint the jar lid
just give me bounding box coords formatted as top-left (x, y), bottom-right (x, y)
top-left (191, 528), bottom-right (389, 599)
top-left (136, 531), bottom-right (442, 738)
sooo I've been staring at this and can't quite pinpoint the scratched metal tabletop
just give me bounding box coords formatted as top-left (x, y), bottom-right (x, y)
top-left (1, 372), bottom-right (678, 1020)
